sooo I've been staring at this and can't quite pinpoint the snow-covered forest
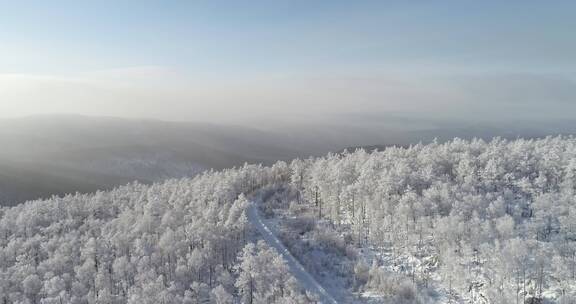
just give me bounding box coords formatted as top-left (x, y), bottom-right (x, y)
top-left (2, 136), bottom-right (576, 303)
top-left (0, 166), bottom-right (314, 303)
top-left (285, 136), bottom-right (576, 303)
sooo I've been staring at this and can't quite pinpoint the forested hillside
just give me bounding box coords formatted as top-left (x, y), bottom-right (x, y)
top-left (0, 165), bottom-right (313, 303)
top-left (286, 136), bottom-right (576, 303)
top-left (2, 136), bottom-right (576, 303)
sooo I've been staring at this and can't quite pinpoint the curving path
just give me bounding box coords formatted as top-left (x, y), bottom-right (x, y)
top-left (247, 200), bottom-right (339, 304)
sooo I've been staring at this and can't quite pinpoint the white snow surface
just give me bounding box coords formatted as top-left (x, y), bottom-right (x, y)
top-left (247, 200), bottom-right (339, 304)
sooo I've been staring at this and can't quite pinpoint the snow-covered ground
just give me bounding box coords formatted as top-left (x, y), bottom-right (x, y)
top-left (247, 200), bottom-right (339, 304)
top-left (356, 244), bottom-right (460, 304)
top-left (251, 186), bottom-right (472, 304)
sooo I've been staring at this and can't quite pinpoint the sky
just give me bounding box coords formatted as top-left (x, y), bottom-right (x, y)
top-left (1, 0), bottom-right (575, 124)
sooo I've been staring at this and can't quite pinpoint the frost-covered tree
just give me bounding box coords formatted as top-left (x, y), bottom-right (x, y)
top-left (2, 136), bottom-right (576, 303)
top-left (286, 136), bottom-right (576, 303)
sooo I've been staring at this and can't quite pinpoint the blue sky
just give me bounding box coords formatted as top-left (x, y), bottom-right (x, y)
top-left (1, 1), bottom-right (575, 123)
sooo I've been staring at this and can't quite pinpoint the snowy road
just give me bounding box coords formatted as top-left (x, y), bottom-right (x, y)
top-left (247, 201), bottom-right (339, 304)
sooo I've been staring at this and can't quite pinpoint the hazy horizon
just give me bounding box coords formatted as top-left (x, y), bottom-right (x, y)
top-left (1, 1), bottom-right (575, 126)
top-left (2, 0), bottom-right (576, 205)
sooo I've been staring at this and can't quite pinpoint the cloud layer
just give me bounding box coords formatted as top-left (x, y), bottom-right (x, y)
top-left (1, 67), bottom-right (575, 125)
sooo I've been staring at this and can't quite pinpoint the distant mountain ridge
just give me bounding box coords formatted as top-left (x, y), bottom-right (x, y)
top-left (2, 114), bottom-right (576, 205)
top-left (0, 115), bottom-right (306, 205)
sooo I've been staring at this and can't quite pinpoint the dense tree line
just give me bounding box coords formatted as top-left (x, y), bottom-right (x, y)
top-left (0, 164), bottom-right (310, 304)
top-left (288, 136), bottom-right (576, 303)
top-left (3, 136), bottom-right (576, 303)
